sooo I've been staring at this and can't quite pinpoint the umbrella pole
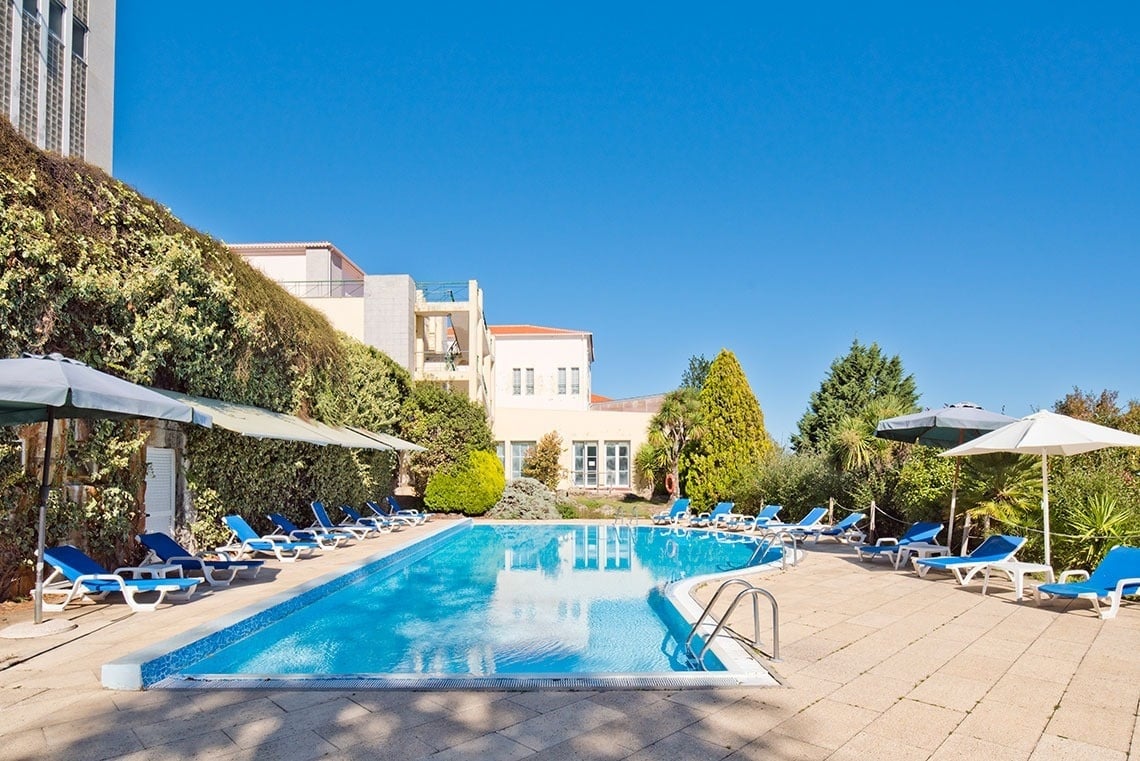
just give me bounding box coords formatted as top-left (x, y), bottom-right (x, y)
top-left (1042, 453), bottom-right (1051, 566)
top-left (948, 459), bottom-right (960, 555)
top-left (33, 410), bottom-right (55, 626)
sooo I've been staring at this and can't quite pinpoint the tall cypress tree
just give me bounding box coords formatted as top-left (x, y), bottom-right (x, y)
top-left (680, 349), bottom-right (775, 508)
top-left (792, 340), bottom-right (918, 454)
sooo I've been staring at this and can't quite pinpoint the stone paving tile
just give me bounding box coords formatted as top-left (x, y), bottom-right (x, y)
top-left (0, 728), bottom-right (48, 761)
top-left (1028, 733), bottom-right (1128, 761)
top-left (1005, 652), bottom-right (1080, 685)
top-left (828, 673), bottom-right (913, 713)
top-left (768, 698), bottom-right (878, 751)
top-left (109, 729), bottom-right (239, 761)
top-left (591, 695), bottom-right (706, 752)
top-left (907, 672), bottom-right (992, 712)
top-left (44, 725), bottom-right (145, 761)
top-left (826, 731), bottom-right (931, 761)
top-left (424, 731), bottom-right (536, 761)
top-left (522, 732), bottom-right (631, 761)
top-left (861, 698), bottom-right (965, 751)
top-left (928, 733), bottom-right (1029, 761)
top-left (725, 731), bottom-right (831, 760)
top-left (223, 696), bottom-right (372, 748)
top-left (1045, 702), bottom-right (1134, 754)
top-left (983, 673), bottom-right (1066, 713)
top-left (408, 696), bottom-right (538, 753)
top-left (622, 728), bottom-right (735, 761)
top-left (132, 696), bottom-right (287, 748)
top-left (679, 692), bottom-right (784, 752)
top-left (497, 696), bottom-right (625, 751)
top-left (955, 699), bottom-right (1050, 753)
top-left (507, 689), bottom-right (595, 713)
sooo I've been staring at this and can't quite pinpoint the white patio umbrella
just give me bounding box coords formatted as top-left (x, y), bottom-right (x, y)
top-left (0, 354), bottom-right (208, 629)
top-left (940, 410), bottom-right (1140, 564)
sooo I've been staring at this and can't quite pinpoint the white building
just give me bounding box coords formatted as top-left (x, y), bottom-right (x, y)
top-left (490, 325), bottom-right (657, 491)
top-left (2, 0), bottom-right (115, 172)
top-left (231, 242), bottom-right (660, 492)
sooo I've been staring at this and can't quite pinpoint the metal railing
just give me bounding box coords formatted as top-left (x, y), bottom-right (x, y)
top-left (686, 578), bottom-right (781, 668)
top-left (416, 281), bottom-right (471, 303)
top-left (748, 530), bottom-right (799, 569)
top-left (276, 280), bottom-right (364, 298)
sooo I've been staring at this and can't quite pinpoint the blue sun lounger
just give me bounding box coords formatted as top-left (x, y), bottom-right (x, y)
top-left (38, 545), bottom-right (201, 612)
top-left (138, 532), bottom-right (264, 587)
top-left (341, 505), bottom-right (401, 532)
top-left (267, 513), bottom-right (352, 548)
top-left (366, 500), bottom-right (421, 527)
top-left (384, 495), bottom-right (432, 523)
top-left (913, 534), bottom-right (1026, 585)
top-left (763, 506), bottom-right (829, 534)
top-left (734, 505), bottom-right (782, 532)
top-left (220, 515), bottom-right (319, 562)
top-left (1034, 545), bottom-right (1140, 620)
top-left (311, 501), bottom-right (383, 540)
top-left (855, 521), bottom-right (944, 568)
top-left (797, 512), bottom-right (867, 544)
top-left (652, 498), bottom-right (691, 525)
top-left (689, 502), bottom-right (734, 528)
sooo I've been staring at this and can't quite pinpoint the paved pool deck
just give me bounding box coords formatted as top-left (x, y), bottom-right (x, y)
top-left (0, 519), bottom-right (1136, 761)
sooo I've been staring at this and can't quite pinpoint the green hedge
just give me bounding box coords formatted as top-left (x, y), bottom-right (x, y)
top-left (0, 122), bottom-right (412, 591)
top-left (424, 450), bottom-right (505, 515)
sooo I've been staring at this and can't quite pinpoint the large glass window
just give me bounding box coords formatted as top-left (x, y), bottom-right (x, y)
top-left (495, 441), bottom-right (505, 471)
top-left (571, 367), bottom-right (580, 395)
top-left (573, 441), bottom-right (598, 487)
top-left (604, 441), bottom-right (630, 487)
top-left (511, 368), bottom-right (521, 395)
top-left (525, 368), bottom-right (535, 395)
top-left (510, 442), bottom-right (535, 479)
top-left (557, 367), bottom-right (567, 395)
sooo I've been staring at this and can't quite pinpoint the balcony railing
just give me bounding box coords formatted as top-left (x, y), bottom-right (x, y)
top-left (416, 281), bottom-right (470, 303)
top-left (277, 280), bottom-right (364, 298)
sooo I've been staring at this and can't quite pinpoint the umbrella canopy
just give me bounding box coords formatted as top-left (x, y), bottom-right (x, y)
top-left (0, 354), bottom-right (208, 626)
top-left (941, 410), bottom-right (1140, 564)
top-left (875, 402), bottom-right (1016, 552)
top-left (874, 402), bottom-right (1017, 448)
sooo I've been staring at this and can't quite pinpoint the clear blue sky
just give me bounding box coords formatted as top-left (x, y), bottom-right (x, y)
top-left (114, 3), bottom-right (1140, 444)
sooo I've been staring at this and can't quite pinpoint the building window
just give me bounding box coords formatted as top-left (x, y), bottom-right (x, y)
top-left (71, 17), bottom-right (87, 59)
top-left (495, 442), bottom-right (505, 471)
top-left (511, 368), bottom-right (521, 395)
top-left (573, 441), bottom-right (598, 487)
top-left (23, 0), bottom-right (37, 15)
top-left (604, 441), bottom-right (630, 487)
top-left (525, 368), bottom-right (534, 395)
top-left (571, 367), bottom-right (580, 395)
top-left (510, 442), bottom-right (535, 480)
top-left (557, 367), bottom-right (566, 395)
top-left (47, 0), bottom-right (62, 38)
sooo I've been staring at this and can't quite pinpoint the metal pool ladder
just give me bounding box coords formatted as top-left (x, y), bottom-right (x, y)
top-left (685, 578), bottom-right (780, 668)
top-left (748, 530), bottom-right (799, 568)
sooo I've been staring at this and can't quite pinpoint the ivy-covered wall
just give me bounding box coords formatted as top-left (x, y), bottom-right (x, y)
top-left (0, 121), bottom-right (411, 596)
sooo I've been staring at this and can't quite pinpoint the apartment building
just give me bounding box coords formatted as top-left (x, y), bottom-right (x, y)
top-left (232, 242), bottom-right (660, 492)
top-left (2, 0), bottom-right (115, 172)
top-left (232, 242), bottom-right (495, 417)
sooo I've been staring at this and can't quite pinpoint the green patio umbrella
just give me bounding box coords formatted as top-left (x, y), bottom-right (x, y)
top-left (875, 402), bottom-right (1016, 554)
top-left (0, 354), bottom-right (209, 627)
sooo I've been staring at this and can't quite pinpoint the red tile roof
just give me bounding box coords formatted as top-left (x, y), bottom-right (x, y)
top-left (489, 324), bottom-right (589, 336)
top-left (591, 394), bottom-right (612, 403)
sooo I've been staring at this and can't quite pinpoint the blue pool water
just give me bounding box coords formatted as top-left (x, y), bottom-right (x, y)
top-left (181, 524), bottom-right (772, 677)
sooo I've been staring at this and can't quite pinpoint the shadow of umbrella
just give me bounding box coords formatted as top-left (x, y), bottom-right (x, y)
top-left (0, 353), bottom-right (209, 631)
top-left (875, 402), bottom-right (1016, 554)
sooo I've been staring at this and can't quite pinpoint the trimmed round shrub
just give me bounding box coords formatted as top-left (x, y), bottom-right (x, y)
top-left (424, 450), bottom-right (505, 515)
top-left (487, 478), bottom-right (561, 520)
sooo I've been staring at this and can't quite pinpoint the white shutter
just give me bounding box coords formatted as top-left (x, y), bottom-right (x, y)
top-left (144, 447), bottom-right (176, 535)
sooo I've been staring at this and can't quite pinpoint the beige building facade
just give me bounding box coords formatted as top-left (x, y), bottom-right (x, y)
top-left (231, 243), bottom-right (659, 492)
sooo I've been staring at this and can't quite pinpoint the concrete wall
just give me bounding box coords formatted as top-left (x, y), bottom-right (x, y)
top-left (243, 253), bottom-right (308, 283)
top-left (84, 0), bottom-right (115, 173)
top-left (365, 274), bottom-right (415, 371)
top-left (301, 296), bottom-right (364, 340)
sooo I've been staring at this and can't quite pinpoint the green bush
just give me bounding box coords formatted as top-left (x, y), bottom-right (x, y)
top-left (487, 478), bottom-right (560, 519)
top-left (402, 384), bottom-right (495, 492)
top-left (556, 501), bottom-right (579, 519)
top-left (424, 450), bottom-right (505, 515)
top-left (732, 450), bottom-right (841, 520)
top-left (521, 432), bottom-right (565, 490)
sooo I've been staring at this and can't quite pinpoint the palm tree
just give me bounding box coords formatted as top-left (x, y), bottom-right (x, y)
top-left (829, 394), bottom-right (914, 474)
top-left (644, 388), bottom-right (703, 496)
top-left (959, 453), bottom-right (1041, 551)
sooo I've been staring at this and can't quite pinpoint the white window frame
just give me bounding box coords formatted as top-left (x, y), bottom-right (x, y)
top-left (604, 441), bottom-right (630, 487)
top-left (557, 367), bottom-right (567, 395)
top-left (511, 368), bottom-right (521, 395)
top-left (573, 441), bottom-right (598, 487)
top-left (525, 368), bottom-right (535, 395)
top-left (571, 367), bottom-right (580, 395)
top-left (510, 441), bottom-right (535, 479)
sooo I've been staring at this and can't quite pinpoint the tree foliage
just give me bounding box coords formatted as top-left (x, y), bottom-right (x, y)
top-left (401, 383), bottom-right (494, 492)
top-left (639, 387), bottom-right (703, 496)
top-left (680, 349), bottom-right (775, 508)
top-left (793, 340), bottom-right (918, 454)
top-left (424, 450), bottom-right (505, 515)
top-left (681, 354), bottom-right (711, 391)
top-left (522, 431), bottom-right (565, 490)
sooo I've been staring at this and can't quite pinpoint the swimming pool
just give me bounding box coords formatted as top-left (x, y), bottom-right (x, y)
top-left (105, 521), bottom-right (781, 690)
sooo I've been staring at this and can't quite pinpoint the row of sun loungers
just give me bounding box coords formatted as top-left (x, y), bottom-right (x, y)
top-left (35, 497), bottom-right (431, 613)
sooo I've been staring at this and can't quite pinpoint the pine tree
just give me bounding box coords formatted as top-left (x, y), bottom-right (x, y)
top-left (679, 349), bottom-right (775, 508)
top-left (792, 340), bottom-right (918, 454)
